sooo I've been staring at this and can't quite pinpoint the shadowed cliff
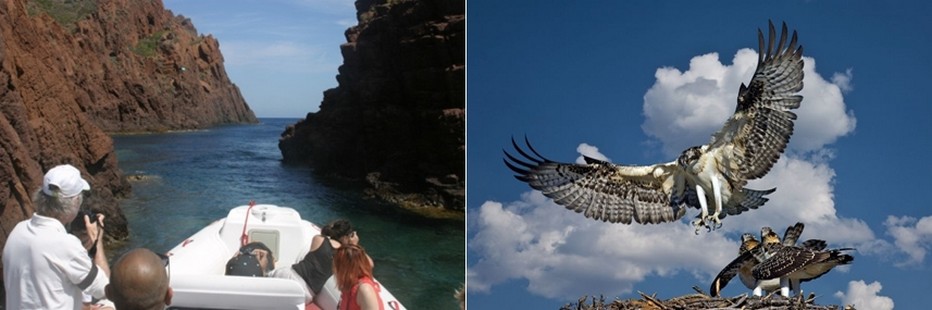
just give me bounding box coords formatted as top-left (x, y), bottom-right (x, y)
top-left (0, 0), bottom-right (255, 258)
top-left (279, 0), bottom-right (464, 218)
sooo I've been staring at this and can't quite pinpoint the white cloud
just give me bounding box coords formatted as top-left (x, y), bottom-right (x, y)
top-left (574, 143), bottom-right (610, 164)
top-left (641, 49), bottom-right (856, 157)
top-left (883, 215), bottom-right (932, 266)
top-left (468, 148), bottom-right (878, 300)
top-left (834, 280), bottom-right (894, 310)
top-left (794, 58), bottom-right (857, 152)
top-left (467, 193), bottom-right (736, 299)
top-left (832, 68), bottom-right (854, 93)
top-left (737, 155), bottom-right (877, 248)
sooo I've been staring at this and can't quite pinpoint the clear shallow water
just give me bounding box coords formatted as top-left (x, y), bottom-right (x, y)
top-left (112, 118), bottom-right (464, 309)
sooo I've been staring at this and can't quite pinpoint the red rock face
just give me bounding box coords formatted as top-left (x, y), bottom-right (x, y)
top-left (0, 0), bottom-right (256, 259)
top-left (279, 0), bottom-right (464, 215)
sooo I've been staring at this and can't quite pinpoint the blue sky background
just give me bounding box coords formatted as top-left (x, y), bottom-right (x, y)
top-left (163, 0), bottom-right (356, 118)
top-left (468, 1), bottom-right (932, 309)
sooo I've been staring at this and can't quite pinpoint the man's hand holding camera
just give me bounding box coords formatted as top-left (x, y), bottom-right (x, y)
top-left (83, 212), bottom-right (110, 276)
top-left (84, 213), bottom-right (105, 250)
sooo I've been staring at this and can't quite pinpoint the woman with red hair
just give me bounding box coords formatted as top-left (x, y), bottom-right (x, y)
top-left (333, 244), bottom-right (383, 310)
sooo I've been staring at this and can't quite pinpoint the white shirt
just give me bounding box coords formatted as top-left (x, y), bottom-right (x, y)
top-left (3, 213), bottom-right (108, 310)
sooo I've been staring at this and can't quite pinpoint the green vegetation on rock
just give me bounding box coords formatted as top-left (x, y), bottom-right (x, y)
top-left (26, 0), bottom-right (97, 32)
top-left (132, 30), bottom-right (168, 58)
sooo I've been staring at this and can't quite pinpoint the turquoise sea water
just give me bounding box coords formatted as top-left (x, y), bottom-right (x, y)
top-left (112, 118), bottom-right (464, 309)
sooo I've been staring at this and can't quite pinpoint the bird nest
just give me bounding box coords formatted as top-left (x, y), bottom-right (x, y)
top-left (560, 289), bottom-right (855, 310)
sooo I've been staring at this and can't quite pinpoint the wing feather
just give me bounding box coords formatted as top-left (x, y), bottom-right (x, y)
top-left (710, 251), bottom-right (756, 297)
top-left (781, 222), bottom-right (805, 246)
top-left (800, 239), bottom-right (827, 251)
top-left (504, 137), bottom-right (688, 224)
top-left (717, 187), bottom-right (774, 219)
top-left (709, 21), bottom-right (805, 185)
top-left (796, 248), bottom-right (854, 283)
top-left (752, 246), bottom-right (819, 280)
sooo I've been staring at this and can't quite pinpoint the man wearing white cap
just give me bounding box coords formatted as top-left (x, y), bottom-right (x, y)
top-left (3, 164), bottom-right (111, 309)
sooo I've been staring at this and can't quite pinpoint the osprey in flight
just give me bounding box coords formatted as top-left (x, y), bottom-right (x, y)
top-left (504, 21), bottom-right (805, 233)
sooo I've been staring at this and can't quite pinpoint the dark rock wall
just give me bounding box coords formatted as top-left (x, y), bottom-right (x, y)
top-left (279, 0), bottom-right (464, 214)
top-left (0, 0), bottom-right (255, 256)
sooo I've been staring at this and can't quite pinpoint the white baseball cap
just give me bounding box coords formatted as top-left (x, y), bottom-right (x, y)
top-left (42, 164), bottom-right (91, 198)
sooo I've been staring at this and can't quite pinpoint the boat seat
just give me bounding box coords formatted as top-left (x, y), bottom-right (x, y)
top-left (248, 229), bottom-right (281, 264)
top-left (219, 205), bottom-right (316, 266)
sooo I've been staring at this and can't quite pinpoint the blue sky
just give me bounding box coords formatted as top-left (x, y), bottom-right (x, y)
top-left (468, 1), bottom-right (932, 310)
top-left (162, 0), bottom-right (356, 118)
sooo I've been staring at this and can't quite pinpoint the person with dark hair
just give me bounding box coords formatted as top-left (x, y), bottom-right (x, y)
top-left (333, 244), bottom-right (382, 310)
top-left (269, 219), bottom-right (367, 304)
top-left (106, 248), bottom-right (172, 310)
top-left (3, 164), bottom-right (110, 309)
top-left (226, 242), bottom-right (275, 277)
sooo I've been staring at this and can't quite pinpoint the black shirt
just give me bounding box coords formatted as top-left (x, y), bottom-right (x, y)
top-left (292, 236), bottom-right (335, 294)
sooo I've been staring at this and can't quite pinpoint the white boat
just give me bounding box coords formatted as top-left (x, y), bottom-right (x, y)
top-left (164, 204), bottom-right (407, 310)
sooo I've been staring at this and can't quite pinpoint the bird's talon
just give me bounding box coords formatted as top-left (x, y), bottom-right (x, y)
top-left (691, 218), bottom-right (705, 234)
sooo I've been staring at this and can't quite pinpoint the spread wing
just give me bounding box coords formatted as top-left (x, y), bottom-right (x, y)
top-left (504, 137), bottom-right (688, 224)
top-left (710, 251), bottom-right (756, 297)
top-left (708, 21), bottom-right (804, 186)
top-left (797, 248), bottom-right (854, 283)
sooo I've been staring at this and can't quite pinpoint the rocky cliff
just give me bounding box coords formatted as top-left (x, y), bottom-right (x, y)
top-left (279, 0), bottom-right (464, 217)
top-left (0, 0), bottom-right (255, 255)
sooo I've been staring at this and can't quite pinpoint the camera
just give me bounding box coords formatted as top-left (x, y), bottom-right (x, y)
top-left (70, 209), bottom-right (98, 232)
top-left (70, 209), bottom-right (101, 258)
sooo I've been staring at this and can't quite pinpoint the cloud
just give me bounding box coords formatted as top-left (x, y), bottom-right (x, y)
top-left (467, 194), bottom-right (736, 299)
top-left (574, 143), bottom-right (610, 164)
top-left (832, 69), bottom-right (854, 93)
top-left (834, 280), bottom-right (894, 310)
top-left (735, 155), bottom-right (877, 248)
top-left (882, 215), bottom-right (932, 266)
top-left (641, 49), bottom-right (856, 157)
top-left (468, 147), bottom-right (879, 300)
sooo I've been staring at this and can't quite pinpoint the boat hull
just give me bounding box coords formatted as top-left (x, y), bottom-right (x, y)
top-left (165, 204), bottom-right (406, 310)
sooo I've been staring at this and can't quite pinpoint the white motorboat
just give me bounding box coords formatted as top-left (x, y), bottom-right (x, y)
top-left (164, 203), bottom-right (406, 310)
